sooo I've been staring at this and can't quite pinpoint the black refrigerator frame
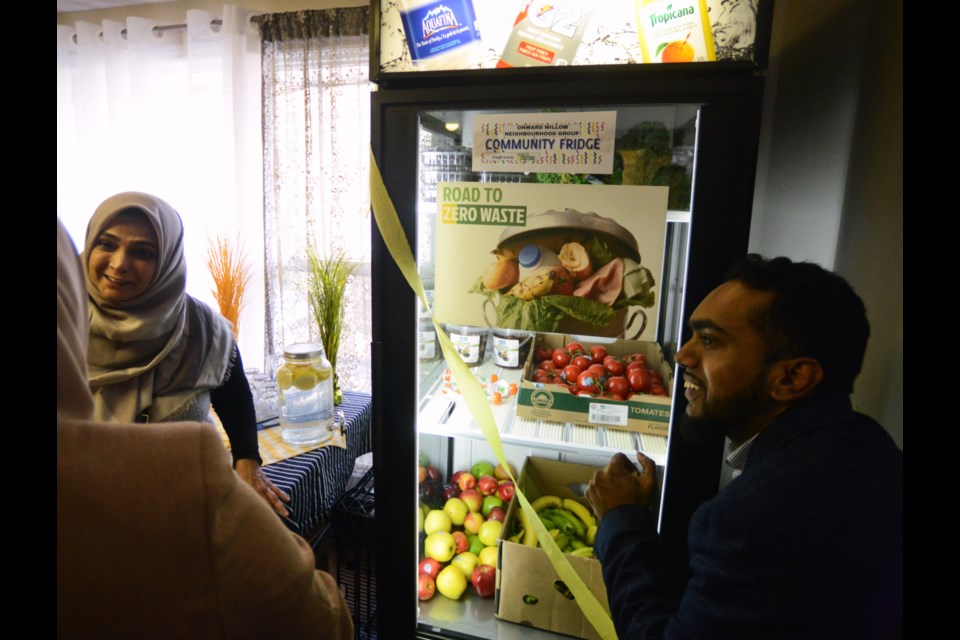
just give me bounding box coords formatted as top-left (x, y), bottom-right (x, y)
top-left (369, 7), bottom-right (772, 636)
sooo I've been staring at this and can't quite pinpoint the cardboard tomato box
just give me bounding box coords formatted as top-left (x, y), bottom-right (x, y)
top-left (515, 333), bottom-right (673, 436)
top-left (495, 456), bottom-right (609, 640)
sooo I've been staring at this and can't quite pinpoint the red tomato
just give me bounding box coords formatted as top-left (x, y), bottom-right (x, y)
top-left (629, 354), bottom-right (648, 366)
top-left (571, 355), bottom-right (592, 370)
top-left (608, 393), bottom-right (625, 401)
top-left (577, 370), bottom-right (602, 394)
top-left (648, 384), bottom-right (667, 396)
top-left (564, 342), bottom-right (585, 357)
top-left (605, 376), bottom-right (629, 398)
top-left (535, 348), bottom-right (554, 362)
top-left (540, 360), bottom-right (556, 372)
top-left (588, 363), bottom-right (606, 377)
top-left (604, 359), bottom-right (625, 376)
top-left (553, 350), bottom-right (572, 368)
top-left (590, 345), bottom-right (609, 362)
top-left (628, 368), bottom-right (651, 392)
top-left (550, 269), bottom-right (576, 296)
top-left (561, 365), bottom-right (582, 384)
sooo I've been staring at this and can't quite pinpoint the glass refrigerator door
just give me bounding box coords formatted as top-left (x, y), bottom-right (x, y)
top-left (414, 103), bottom-right (699, 638)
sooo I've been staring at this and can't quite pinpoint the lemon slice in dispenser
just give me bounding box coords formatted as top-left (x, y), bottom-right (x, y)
top-left (293, 367), bottom-right (318, 391)
top-left (277, 366), bottom-right (294, 391)
top-left (313, 364), bottom-right (332, 382)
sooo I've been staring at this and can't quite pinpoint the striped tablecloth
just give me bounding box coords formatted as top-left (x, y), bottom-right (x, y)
top-left (259, 391), bottom-right (373, 537)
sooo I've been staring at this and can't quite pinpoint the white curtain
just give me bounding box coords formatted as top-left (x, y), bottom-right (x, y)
top-left (56, 5), bottom-right (267, 369)
top-left (258, 8), bottom-right (372, 394)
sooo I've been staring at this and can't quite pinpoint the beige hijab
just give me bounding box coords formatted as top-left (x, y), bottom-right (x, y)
top-left (58, 218), bottom-right (95, 420)
top-left (83, 192), bottom-right (234, 423)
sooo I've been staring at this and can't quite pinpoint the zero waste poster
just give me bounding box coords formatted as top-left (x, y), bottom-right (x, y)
top-left (434, 182), bottom-right (668, 341)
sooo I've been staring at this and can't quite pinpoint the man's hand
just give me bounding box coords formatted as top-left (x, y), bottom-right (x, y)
top-left (235, 458), bottom-right (291, 517)
top-left (585, 452), bottom-right (657, 520)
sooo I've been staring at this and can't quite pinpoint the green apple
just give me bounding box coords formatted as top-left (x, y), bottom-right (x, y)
top-left (443, 497), bottom-right (469, 526)
top-left (450, 551), bottom-right (480, 578)
top-left (471, 460), bottom-right (496, 480)
top-left (418, 506), bottom-right (425, 532)
top-left (424, 532), bottom-right (456, 563)
top-left (478, 519), bottom-right (504, 547)
top-left (436, 564), bottom-right (468, 600)
top-left (467, 534), bottom-right (484, 556)
top-left (419, 451), bottom-right (430, 467)
top-left (481, 494), bottom-right (505, 517)
top-left (424, 509), bottom-right (453, 536)
top-left (479, 545), bottom-right (499, 568)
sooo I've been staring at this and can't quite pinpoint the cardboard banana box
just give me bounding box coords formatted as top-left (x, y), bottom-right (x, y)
top-left (496, 456), bottom-right (610, 640)
top-left (516, 333), bottom-right (673, 436)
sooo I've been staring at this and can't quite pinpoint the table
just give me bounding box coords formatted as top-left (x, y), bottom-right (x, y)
top-left (260, 390), bottom-right (372, 537)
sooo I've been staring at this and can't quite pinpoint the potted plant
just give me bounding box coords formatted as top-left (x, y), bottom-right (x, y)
top-left (205, 235), bottom-right (251, 339)
top-left (307, 247), bottom-right (357, 405)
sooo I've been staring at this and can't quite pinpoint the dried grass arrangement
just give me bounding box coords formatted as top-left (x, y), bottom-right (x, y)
top-left (205, 235), bottom-right (252, 339)
top-left (307, 247), bottom-right (357, 405)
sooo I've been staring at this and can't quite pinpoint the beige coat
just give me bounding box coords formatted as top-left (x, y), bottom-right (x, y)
top-left (57, 416), bottom-right (354, 639)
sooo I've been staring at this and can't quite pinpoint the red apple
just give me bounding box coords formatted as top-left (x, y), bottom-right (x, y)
top-left (497, 480), bottom-right (515, 502)
top-left (441, 483), bottom-right (461, 501)
top-left (478, 475), bottom-right (499, 496)
top-left (457, 472), bottom-right (477, 492)
top-left (487, 506), bottom-right (506, 523)
top-left (450, 469), bottom-right (467, 485)
top-left (426, 465), bottom-right (442, 483)
top-left (452, 531), bottom-right (470, 554)
top-left (419, 557), bottom-right (443, 578)
top-left (463, 511), bottom-right (485, 534)
top-left (419, 466), bottom-right (428, 484)
top-left (459, 489), bottom-right (483, 513)
top-left (419, 573), bottom-right (436, 601)
top-left (471, 564), bottom-right (496, 598)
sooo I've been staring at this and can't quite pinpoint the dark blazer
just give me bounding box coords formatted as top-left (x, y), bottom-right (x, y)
top-left (595, 391), bottom-right (903, 639)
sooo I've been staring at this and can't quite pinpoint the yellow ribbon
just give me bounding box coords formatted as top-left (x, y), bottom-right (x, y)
top-left (370, 149), bottom-right (617, 640)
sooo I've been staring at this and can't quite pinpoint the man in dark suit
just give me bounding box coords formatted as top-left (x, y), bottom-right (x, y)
top-left (586, 255), bottom-right (903, 640)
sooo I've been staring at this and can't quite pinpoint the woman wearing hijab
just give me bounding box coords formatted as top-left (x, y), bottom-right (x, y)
top-left (82, 192), bottom-right (289, 515)
top-left (59, 217), bottom-right (352, 638)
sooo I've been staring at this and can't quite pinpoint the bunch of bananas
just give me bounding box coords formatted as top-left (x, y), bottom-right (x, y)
top-left (508, 495), bottom-right (598, 559)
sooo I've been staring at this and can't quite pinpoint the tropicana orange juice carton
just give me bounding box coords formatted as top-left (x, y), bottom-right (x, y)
top-left (635, 0), bottom-right (716, 64)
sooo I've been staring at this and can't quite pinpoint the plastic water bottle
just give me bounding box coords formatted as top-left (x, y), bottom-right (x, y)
top-left (400, 0), bottom-right (482, 70)
top-left (517, 244), bottom-right (562, 281)
top-left (276, 342), bottom-right (334, 447)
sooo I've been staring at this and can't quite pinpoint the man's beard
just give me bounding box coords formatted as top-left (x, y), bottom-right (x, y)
top-left (677, 368), bottom-right (771, 446)
top-left (678, 411), bottom-right (730, 445)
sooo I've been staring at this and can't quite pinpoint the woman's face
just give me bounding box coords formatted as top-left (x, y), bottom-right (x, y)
top-left (88, 211), bottom-right (160, 303)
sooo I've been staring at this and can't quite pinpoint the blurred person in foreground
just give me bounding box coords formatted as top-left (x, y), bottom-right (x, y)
top-left (58, 218), bottom-right (353, 639)
top-left (585, 255), bottom-right (903, 640)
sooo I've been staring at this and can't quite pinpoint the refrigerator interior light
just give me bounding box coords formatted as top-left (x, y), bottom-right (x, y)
top-left (444, 121), bottom-right (460, 132)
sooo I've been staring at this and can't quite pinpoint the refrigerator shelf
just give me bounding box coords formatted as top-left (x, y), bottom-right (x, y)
top-left (417, 356), bottom-right (669, 466)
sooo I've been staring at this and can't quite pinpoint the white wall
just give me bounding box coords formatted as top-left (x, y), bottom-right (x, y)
top-left (751, 0), bottom-right (903, 448)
